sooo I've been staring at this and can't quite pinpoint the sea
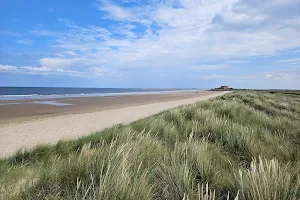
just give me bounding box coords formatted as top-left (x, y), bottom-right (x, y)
top-left (0, 87), bottom-right (201, 101)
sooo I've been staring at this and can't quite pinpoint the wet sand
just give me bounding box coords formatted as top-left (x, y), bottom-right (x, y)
top-left (0, 91), bottom-right (218, 126)
top-left (0, 91), bottom-right (229, 157)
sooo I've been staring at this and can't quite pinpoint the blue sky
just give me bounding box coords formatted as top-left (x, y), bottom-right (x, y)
top-left (1, 0), bottom-right (300, 89)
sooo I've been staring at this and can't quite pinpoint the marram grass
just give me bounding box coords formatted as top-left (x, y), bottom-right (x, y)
top-left (0, 91), bottom-right (299, 199)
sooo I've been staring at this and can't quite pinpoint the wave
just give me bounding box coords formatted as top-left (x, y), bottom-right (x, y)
top-left (1, 94), bottom-right (39, 97)
top-left (0, 90), bottom-right (200, 101)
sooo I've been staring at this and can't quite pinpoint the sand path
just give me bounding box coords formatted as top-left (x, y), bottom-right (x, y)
top-left (0, 92), bottom-right (228, 157)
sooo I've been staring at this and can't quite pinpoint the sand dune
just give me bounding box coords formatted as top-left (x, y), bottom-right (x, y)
top-left (0, 92), bottom-right (229, 157)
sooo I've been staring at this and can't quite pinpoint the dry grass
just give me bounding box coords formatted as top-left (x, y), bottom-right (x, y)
top-left (0, 91), bottom-right (299, 199)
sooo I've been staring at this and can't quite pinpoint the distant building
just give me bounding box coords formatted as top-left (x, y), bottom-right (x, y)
top-left (210, 86), bottom-right (233, 91)
top-left (220, 86), bottom-right (229, 89)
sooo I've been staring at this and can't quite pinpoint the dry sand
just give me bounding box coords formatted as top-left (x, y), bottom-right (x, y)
top-left (0, 91), bottom-right (229, 157)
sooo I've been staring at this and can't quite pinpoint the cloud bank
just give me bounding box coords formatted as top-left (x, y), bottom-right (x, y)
top-left (1, 0), bottom-right (300, 88)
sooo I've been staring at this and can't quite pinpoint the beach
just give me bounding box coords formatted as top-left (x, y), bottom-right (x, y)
top-left (2, 91), bottom-right (300, 199)
top-left (0, 91), bottom-right (226, 157)
top-left (1, 91), bottom-right (215, 125)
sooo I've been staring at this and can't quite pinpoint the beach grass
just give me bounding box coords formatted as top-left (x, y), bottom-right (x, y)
top-left (0, 91), bottom-right (300, 199)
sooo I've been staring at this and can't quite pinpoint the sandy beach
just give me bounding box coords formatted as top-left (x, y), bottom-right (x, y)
top-left (0, 91), bottom-right (218, 125)
top-left (0, 91), bottom-right (228, 157)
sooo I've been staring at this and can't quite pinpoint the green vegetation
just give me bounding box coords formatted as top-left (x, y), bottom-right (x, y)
top-left (1, 91), bottom-right (300, 199)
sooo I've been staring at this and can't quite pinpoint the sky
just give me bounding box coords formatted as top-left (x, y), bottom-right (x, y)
top-left (0, 0), bottom-right (300, 89)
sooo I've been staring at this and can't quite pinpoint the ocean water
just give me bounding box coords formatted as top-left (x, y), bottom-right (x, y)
top-left (0, 87), bottom-right (199, 101)
top-left (0, 101), bottom-right (73, 106)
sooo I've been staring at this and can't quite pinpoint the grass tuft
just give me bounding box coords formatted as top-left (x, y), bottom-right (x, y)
top-left (0, 91), bottom-right (299, 199)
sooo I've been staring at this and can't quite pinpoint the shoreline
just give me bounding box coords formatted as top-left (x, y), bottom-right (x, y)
top-left (0, 91), bottom-right (229, 157)
top-left (0, 89), bottom-right (202, 101)
top-left (0, 90), bottom-right (211, 126)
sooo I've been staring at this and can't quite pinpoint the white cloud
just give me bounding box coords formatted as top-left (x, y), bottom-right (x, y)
top-left (265, 73), bottom-right (292, 80)
top-left (218, 11), bottom-right (267, 27)
top-left (54, 51), bottom-right (78, 57)
top-left (263, 68), bottom-right (300, 81)
top-left (197, 68), bottom-right (300, 88)
top-left (265, 74), bottom-right (273, 78)
top-left (2, 0), bottom-right (299, 87)
top-left (20, 66), bottom-right (51, 72)
top-left (278, 57), bottom-right (300, 64)
top-left (110, 24), bottom-right (137, 38)
top-left (226, 60), bottom-right (249, 64)
top-left (0, 64), bottom-right (17, 71)
top-left (99, 1), bottom-right (136, 21)
top-left (191, 65), bottom-right (228, 70)
top-left (89, 67), bottom-right (106, 74)
top-left (0, 64), bottom-right (85, 76)
top-left (0, 30), bottom-right (22, 36)
top-left (66, 51), bottom-right (78, 56)
top-left (42, 0), bottom-right (300, 72)
top-left (17, 39), bottom-right (34, 45)
top-left (39, 57), bottom-right (86, 69)
top-left (201, 74), bottom-right (256, 80)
